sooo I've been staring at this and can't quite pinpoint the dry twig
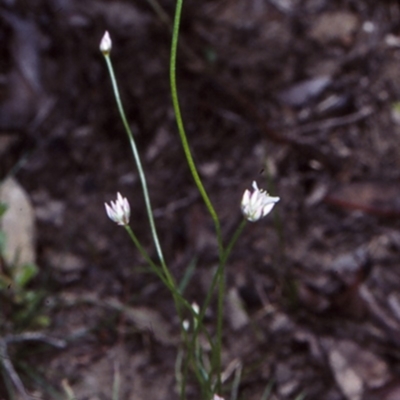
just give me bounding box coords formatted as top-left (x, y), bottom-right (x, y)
top-left (0, 333), bottom-right (66, 399)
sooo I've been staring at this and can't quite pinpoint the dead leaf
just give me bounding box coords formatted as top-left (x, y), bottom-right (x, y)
top-left (0, 177), bottom-right (36, 268)
top-left (322, 338), bottom-right (391, 400)
top-left (226, 287), bottom-right (249, 331)
top-left (106, 299), bottom-right (177, 346)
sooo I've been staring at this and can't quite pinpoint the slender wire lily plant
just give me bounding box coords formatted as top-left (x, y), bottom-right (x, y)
top-left (100, 1), bottom-right (279, 398)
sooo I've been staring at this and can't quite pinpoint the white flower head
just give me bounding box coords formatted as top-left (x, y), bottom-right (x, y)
top-left (182, 319), bottom-right (190, 332)
top-left (241, 181), bottom-right (279, 222)
top-left (100, 31), bottom-right (112, 55)
top-left (191, 302), bottom-right (200, 315)
top-left (213, 395), bottom-right (225, 400)
top-left (105, 192), bottom-right (130, 226)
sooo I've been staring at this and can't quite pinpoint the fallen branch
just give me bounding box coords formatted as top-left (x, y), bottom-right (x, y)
top-left (0, 333), bottom-right (66, 399)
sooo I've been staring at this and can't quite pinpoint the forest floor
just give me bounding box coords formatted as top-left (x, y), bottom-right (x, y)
top-left (2, 1), bottom-right (400, 399)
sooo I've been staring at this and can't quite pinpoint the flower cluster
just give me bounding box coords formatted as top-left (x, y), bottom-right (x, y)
top-left (241, 181), bottom-right (279, 222)
top-left (105, 192), bottom-right (130, 226)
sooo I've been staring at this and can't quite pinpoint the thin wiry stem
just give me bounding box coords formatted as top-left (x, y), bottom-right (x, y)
top-left (169, 0), bottom-right (223, 256)
top-left (103, 55), bottom-right (167, 275)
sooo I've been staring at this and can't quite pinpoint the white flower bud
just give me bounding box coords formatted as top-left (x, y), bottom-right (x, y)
top-left (182, 319), bottom-right (190, 331)
top-left (100, 31), bottom-right (112, 55)
top-left (191, 302), bottom-right (200, 315)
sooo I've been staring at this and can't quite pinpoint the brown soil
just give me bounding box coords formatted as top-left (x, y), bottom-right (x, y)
top-left (2, 1), bottom-right (400, 399)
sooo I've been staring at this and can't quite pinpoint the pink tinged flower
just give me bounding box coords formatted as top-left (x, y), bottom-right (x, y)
top-left (241, 181), bottom-right (279, 222)
top-left (213, 395), bottom-right (225, 400)
top-left (105, 192), bottom-right (130, 226)
top-left (100, 31), bottom-right (112, 55)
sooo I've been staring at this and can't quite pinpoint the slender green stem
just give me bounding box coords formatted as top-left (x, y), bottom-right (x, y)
top-left (260, 380), bottom-right (274, 400)
top-left (202, 219), bottom-right (247, 326)
top-left (215, 265), bottom-right (225, 392)
top-left (170, 1), bottom-right (239, 393)
top-left (214, 219), bottom-right (247, 390)
top-left (169, 0), bottom-right (223, 255)
top-left (103, 55), bottom-right (184, 321)
top-left (103, 55), bottom-right (166, 271)
top-left (175, 346), bottom-right (184, 400)
top-left (144, 0), bottom-right (171, 27)
top-left (124, 226), bottom-right (166, 282)
top-left (179, 331), bottom-right (189, 400)
top-left (124, 226), bottom-right (155, 268)
top-left (230, 362), bottom-right (242, 400)
top-left (125, 225), bottom-right (195, 317)
top-left (190, 219), bottom-right (247, 390)
top-left (112, 362), bottom-right (121, 400)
